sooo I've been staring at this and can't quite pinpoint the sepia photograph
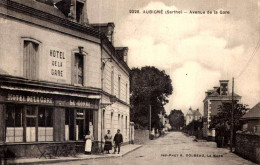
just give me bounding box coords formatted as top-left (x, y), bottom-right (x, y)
top-left (0, 0), bottom-right (259, 164)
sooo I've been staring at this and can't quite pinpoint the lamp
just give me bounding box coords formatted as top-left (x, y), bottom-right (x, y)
top-left (78, 46), bottom-right (84, 54)
top-left (101, 57), bottom-right (113, 69)
top-left (101, 95), bottom-right (117, 108)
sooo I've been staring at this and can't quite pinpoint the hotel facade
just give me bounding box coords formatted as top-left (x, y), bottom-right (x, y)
top-left (0, 0), bottom-right (131, 157)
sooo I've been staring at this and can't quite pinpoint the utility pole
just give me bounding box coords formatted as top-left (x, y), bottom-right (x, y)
top-left (149, 104), bottom-right (151, 136)
top-left (230, 77), bottom-right (234, 152)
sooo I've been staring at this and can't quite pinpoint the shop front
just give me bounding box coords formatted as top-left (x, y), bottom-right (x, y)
top-left (0, 79), bottom-right (100, 157)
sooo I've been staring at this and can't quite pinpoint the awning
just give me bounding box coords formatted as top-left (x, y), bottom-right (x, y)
top-left (0, 85), bottom-right (101, 99)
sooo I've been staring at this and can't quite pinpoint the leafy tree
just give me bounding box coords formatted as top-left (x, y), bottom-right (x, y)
top-left (185, 120), bottom-right (203, 131)
top-left (130, 66), bottom-right (173, 129)
top-left (168, 109), bottom-right (184, 130)
top-left (209, 102), bottom-right (248, 147)
top-left (210, 102), bottom-right (248, 130)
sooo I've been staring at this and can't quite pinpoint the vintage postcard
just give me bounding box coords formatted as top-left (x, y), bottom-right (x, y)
top-left (0, 0), bottom-right (259, 164)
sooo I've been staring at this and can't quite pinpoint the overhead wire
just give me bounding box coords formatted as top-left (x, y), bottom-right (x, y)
top-left (235, 38), bottom-right (260, 79)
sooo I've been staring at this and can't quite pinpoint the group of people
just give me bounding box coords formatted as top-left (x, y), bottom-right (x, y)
top-left (84, 129), bottom-right (123, 154)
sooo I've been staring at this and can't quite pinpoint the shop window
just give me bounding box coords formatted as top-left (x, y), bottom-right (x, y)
top-left (38, 107), bottom-right (53, 141)
top-left (74, 53), bottom-right (84, 85)
top-left (65, 109), bottom-right (75, 141)
top-left (26, 106), bottom-right (37, 142)
top-left (5, 105), bottom-right (54, 143)
top-left (85, 110), bottom-right (93, 136)
top-left (76, 1), bottom-right (84, 23)
top-left (76, 109), bottom-right (84, 140)
top-left (23, 40), bottom-right (39, 80)
top-left (5, 105), bottom-right (23, 143)
top-left (65, 109), bottom-right (94, 141)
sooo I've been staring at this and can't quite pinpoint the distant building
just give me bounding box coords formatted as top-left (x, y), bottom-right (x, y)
top-left (240, 102), bottom-right (260, 134)
top-left (185, 107), bottom-right (202, 126)
top-left (202, 80), bottom-right (241, 139)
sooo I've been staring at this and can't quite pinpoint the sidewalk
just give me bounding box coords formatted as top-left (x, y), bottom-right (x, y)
top-left (6, 144), bottom-right (142, 165)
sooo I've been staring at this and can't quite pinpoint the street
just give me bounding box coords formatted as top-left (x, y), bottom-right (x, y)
top-left (47, 132), bottom-right (256, 165)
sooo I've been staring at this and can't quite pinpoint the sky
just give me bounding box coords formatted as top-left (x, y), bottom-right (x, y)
top-left (88, 0), bottom-right (260, 115)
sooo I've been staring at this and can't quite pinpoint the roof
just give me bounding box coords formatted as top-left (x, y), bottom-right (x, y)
top-left (207, 87), bottom-right (240, 97)
top-left (14, 0), bottom-right (67, 18)
top-left (186, 108), bottom-right (202, 116)
top-left (241, 102), bottom-right (260, 120)
top-left (193, 110), bottom-right (202, 116)
top-left (91, 23), bottom-right (115, 35)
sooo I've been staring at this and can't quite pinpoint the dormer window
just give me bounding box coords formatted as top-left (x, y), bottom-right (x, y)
top-left (76, 1), bottom-right (84, 23)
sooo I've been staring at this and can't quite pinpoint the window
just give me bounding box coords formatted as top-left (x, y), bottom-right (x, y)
top-left (118, 114), bottom-right (120, 130)
top-left (38, 107), bottom-right (53, 141)
top-left (76, 109), bottom-right (84, 140)
top-left (121, 115), bottom-right (124, 135)
top-left (5, 105), bottom-right (54, 143)
top-left (102, 110), bottom-right (105, 130)
top-left (25, 106), bottom-right (37, 142)
top-left (126, 83), bottom-right (128, 103)
top-left (65, 109), bottom-right (75, 141)
top-left (111, 67), bottom-right (114, 95)
top-left (76, 1), bottom-right (84, 23)
top-left (5, 105), bottom-right (23, 142)
top-left (23, 40), bottom-right (39, 79)
top-left (85, 110), bottom-right (93, 136)
top-left (74, 53), bottom-right (84, 85)
top-left (110, 112), bottom-right (114, 135)
top-left (118, 76), bottom-right (121, 99)
top-left (125, 116), bottom-right (127, 137)
top-left (65, 109), bottom-right (94, 141)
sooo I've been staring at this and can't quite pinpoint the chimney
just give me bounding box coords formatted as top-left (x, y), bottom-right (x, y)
top-left (107, 23), bottom-right (115, 45)
top-left (213, 86), bottom-right (218, 92)
top-left (115, 47), bottom-right (128, 64)
top-left (123, 47), bottom-right (128, 64)
top-left (219, 80), bottom-right (229, 95)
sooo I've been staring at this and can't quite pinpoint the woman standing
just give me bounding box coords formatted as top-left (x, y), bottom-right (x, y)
top-left (104, 130), bottom-right (112, 154)
top-left (85, 131), bottom-right (93, 154)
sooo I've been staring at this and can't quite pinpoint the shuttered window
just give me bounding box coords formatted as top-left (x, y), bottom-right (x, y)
top-left (74, 53), bottom-right (84, 85)
top-left (23, 41), bottom-right (39, 79)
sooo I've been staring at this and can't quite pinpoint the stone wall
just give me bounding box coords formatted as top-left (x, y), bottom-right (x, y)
top-left (134, 129), bottom-right (149, 144)
top-left (235, 132), bottom-right (260, 163)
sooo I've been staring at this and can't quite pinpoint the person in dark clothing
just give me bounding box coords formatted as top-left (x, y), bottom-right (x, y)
top-left (113, 129), bottom-right (123, 154)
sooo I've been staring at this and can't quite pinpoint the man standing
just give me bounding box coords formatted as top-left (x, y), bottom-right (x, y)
top-left (113, 129), bottom-right (123, 154)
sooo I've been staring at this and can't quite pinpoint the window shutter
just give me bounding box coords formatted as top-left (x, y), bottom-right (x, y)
top-left (23, 41), bottom-right (38, 79)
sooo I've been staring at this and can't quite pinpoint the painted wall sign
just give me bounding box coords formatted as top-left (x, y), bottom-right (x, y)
top-left (48, 48), bottom-right (67, 81)
top-left (7, 94), bottom-right (53, 104)
top-left (69, 100), bottom-right (97, 108)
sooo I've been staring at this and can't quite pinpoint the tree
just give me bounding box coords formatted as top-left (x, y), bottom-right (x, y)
top-left (168, 109), bottom-right (184, 130)
top-left (130, 66), bottom-right (173, 129)
top-left (210, 102), bottom-right (248, 130)
top-left (210, 102), bottom-right (248, 147)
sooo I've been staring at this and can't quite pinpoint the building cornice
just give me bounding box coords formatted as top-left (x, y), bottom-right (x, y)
top-left (101, 91), bottom-right (130, 107)
top-left (0, 74), bottom-right (101, 96)
top-left (203, 95), bottom-right (241, 103)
